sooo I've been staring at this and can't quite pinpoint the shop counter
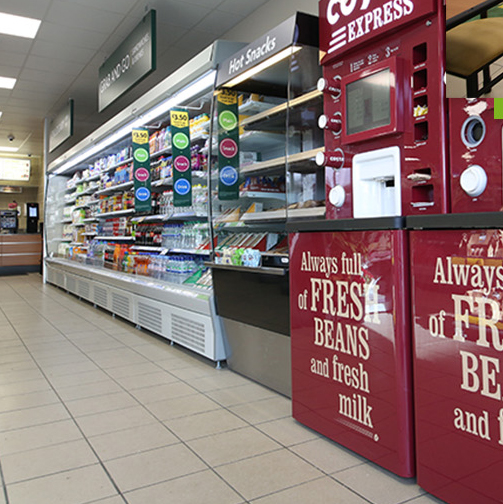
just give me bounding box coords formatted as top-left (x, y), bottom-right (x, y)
top-left (288, 218), bottom-right (415, 478)
top-left (0, 233), bottom-right (42, 268)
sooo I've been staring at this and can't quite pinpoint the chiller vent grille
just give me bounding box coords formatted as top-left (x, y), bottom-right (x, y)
top-left (47, 268), bottom-right (54, 284)
top-left (94, 285), bottom-right (108, 307)
top-left (78, 281), bottom-right (90, 300)
top-left (66, 276), bottom-right (76, 293)
top-left (171, 314), bottom-right (205, 353)
top-left (112, 292), bottom-right (130, 319)
top-left (137, 302), bottom-right (163, 334)
top-left (55, 272), bottom-right (64, 287)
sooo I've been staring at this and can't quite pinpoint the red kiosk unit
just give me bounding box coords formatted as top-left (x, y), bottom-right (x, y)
top-left (289, 0), bottom-right (446, 478)
top-left (410, 98), bottom-right (503, 504)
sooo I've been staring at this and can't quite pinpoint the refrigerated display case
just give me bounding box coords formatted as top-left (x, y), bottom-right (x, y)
top-left (44, 41), bottom-right (242, 364)
top-left (207, 13), bottom-right (321, 396)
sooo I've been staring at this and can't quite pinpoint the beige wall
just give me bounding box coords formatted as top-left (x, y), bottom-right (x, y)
top-left (0, 155), bottom-right (44, 232)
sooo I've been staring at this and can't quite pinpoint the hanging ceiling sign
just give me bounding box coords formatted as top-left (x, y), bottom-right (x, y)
top-left (216, 13), bottom-right (318, 87)
top-left (49, 99), bottom-right (74, 153)
top-left (98, 10), bottom-right (156, 112)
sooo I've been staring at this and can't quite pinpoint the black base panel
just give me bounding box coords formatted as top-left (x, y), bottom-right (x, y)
top-left (212, 268), bottom-right (290, 336)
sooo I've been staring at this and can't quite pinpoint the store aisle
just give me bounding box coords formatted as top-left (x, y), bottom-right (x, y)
top-left (0, 274), bottom-right (443, 504)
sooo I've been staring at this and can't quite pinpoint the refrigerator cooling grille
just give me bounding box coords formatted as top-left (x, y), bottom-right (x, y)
top-left (55, 272), bottom-right (64, 287)
top-left (94, 285), bottom-right (108, 307)
top-left (137, 302), bottom-right (163, 334)
top-left (66, 276), bottom-right (76, 293)
top-left (112, 292), bottom-right (130, 319)
top-left (78, 281), bottom-right (90, 300)
top-left (171, 314), bottom-right (205, 352)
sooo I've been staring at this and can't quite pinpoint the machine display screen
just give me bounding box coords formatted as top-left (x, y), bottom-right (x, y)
top-left (346, 68), bottom-right (391, 136)
top-left (28, 207), bottom-right (38, 218)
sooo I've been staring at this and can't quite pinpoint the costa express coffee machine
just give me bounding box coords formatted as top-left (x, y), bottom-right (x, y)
top-left (289, 0), bottom-right (446, 477)
top-left (410, 98), bottom-right (503, 504)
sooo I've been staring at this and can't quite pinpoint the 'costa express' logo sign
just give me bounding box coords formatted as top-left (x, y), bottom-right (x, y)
top-left (319, 0), bottom-right (437, 62)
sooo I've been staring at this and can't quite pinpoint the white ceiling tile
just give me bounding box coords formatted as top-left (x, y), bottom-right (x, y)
top-left (36, 22), bottom-right (108, 51)
top-left (193, 9), bottom-right (243, 34)
top-left (30, 40), bottom-right (96, 64)
top-left (0, 34), bottom-right (34, 55)
top-left (0, 0), bottom-right (52, 19)
top-left (45, 1), bottom-right (124, 33)
top-left (24, 55), bottom-right (84, 77)
top-left (62, 0), bottom-right (139, 15)
top-left (217, 0), bottom-right (270, 16)
top-left (174, 30), bottom-right (219, 52)
top-left (149, 0), bottom-right (211, 29)
top-left (0, 64), bottom-right (22, 79)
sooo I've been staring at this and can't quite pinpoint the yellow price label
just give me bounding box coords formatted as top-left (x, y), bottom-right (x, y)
top-left (170, 111), bottom-right (189, 129)
top-left (217, 89), bottom-right (238, 106)
top-left (132, 129), bottom-right (149, 145)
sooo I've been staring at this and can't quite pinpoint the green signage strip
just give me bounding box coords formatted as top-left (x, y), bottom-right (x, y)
top-left (495, 98), bottom-right (503, 119)
top-left (49, 99), bottom-right (74, 153)
top-left (170, 108), bottom-right (192, 208)
top-left (99, 10), bottom-right (156, 112)
top-left (217, 89), bottom-right (240, 200)
top-left (132, 128), bottom-right (152, 213)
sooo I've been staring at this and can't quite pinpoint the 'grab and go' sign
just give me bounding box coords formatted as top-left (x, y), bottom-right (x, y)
top-left (319, 0), bottom-right (437, 63)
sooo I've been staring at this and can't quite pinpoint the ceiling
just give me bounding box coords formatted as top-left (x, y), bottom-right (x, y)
top-left (0, 0), bottom-right (270, 162)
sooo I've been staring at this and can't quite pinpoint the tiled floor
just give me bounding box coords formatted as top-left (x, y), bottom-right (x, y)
top-left (0, 273), bottom-right (446, 504)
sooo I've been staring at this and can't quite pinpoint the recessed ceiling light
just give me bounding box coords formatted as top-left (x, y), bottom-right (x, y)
top-left (0, 147), bottom-right (19, 153)
top-left (0, 77), bottom-right (16, 89)
top-left (0, 12), bottom-right (41, 39)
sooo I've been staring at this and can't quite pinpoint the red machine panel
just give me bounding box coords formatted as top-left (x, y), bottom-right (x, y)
top-left (290, 230), bottom-right (414, 477)
top-left (317, 0), bottom-right (447, 219)
top-left (411, 229), bottom-right (503, 504)
top-left (449, 98), bottom-right (503, 213)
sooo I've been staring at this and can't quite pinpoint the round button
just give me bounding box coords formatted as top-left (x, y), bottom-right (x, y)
top-left (318, 115), bottom-right (328, 129)
top-left (329, 185), bottom-right (346, 207)
top-left (460, 165), bottom-right (487, 197)
top-left (317, 76), bottom-right (341, 98)
top-left (318, 113), bottom-right (342, 134)
top-left (317, 78), bottom-right (328, 93)
top-left (316, 149), bottom-right (345, 169)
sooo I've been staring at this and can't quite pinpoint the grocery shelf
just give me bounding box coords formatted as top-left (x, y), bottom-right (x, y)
top-left (96, 209), bottom-right (135, 218)
top-left (95, 181), bottom-right (134, 195)
top-left (94, 236), bottom-right (135, 241)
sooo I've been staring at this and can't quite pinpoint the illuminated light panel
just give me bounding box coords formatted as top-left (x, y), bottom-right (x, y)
top-left (0, 77), bottom-right (16, 89)
top-left (225, 46), bottom-right (302, 88)
top-left (0, 146), bottom-right (19, 153)
top-left (0, 12), bottom-right (41, 39)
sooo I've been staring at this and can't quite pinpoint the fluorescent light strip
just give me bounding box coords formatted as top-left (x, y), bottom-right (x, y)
top-left (225, 46), bottom-right (302, 88)
top-left (0, 147), bottom-right (19, 153)
top-left (0, 77), bottom-right (16, 90)
top-left (0, 112), bottom-right (2, 119)
top-left (0, 12), bottom-right (41, 39)
top-left (53, 70), bottom-right (216, 175)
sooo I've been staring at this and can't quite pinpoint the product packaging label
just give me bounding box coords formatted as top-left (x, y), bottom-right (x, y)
top-left (132, 128), bottom-right (152, 213)
top-left (170, 108), bottom-right (192, 207)
top-left (217, 89), bottom-right (240, 200)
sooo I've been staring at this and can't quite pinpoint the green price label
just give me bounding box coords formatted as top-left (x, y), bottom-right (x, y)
top-left (172, 132), bottom-right (189, 150)
top-left (219, 110), bottom-right (238, 131)
top-left (134, 148), bottom-right (149, 163)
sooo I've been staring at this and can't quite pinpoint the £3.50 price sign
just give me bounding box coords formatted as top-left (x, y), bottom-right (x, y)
top-left (132, 128), bottom-right (152, 213)
top-left (170, 108), bottom-right (192, 207)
